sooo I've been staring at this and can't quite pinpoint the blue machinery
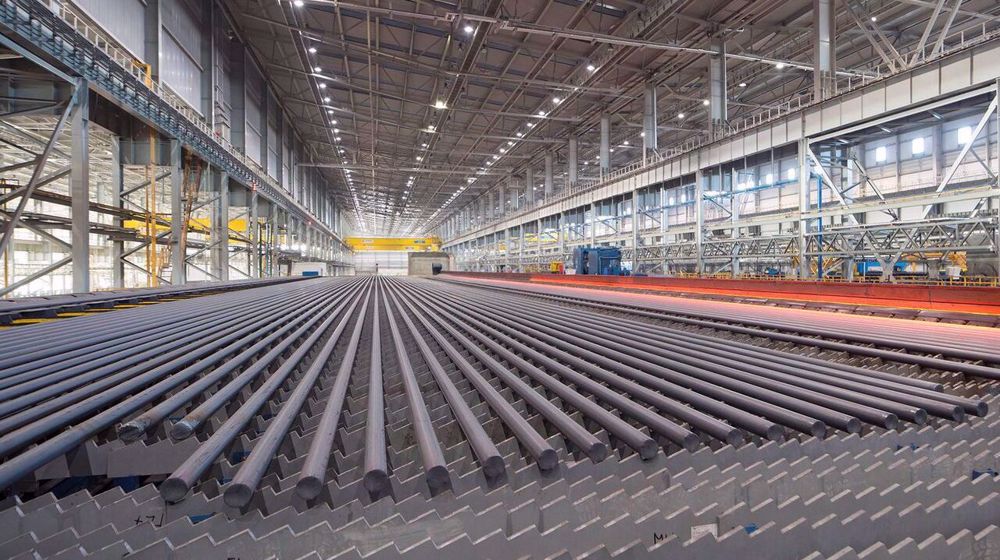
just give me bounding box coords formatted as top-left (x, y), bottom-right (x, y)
top-left (572, 246), bottom-right (624, 275)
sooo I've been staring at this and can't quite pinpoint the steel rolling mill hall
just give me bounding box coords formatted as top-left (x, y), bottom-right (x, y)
top-left (1, 1), bottom-right (1000, 559)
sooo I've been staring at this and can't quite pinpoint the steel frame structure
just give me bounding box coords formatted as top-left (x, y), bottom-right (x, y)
top-left (447, 65), bottom-right (1000, 282)
top-left (0, 0), bottom-right (351, 296)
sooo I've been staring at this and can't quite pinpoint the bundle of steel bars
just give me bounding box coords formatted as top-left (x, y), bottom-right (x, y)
top-left (0, 276), bottom-right (997, 559)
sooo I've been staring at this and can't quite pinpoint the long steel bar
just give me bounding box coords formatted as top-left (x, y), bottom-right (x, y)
top-left (395, 283), bottom-right (662, 458)
top-left (385, 284), bottom-right (504, 479)
top-left (0, 275), bottom-right (987, 501)
top-left (161, 283), bottom-right (366, 502)
top-left (362, 284), bottom-right (389, 497)
top-left (223, 283), bottom-right (369, 507)
top-left (380, 282), bottom-right (451, 492)
top-left (437, 285), bottom-right (912, 428)
top-left (295, 286), bottom-right (374, 500)
top-left (405, 281), bottom-right (830, 438)
top-left (387, 281), bottom-right (559, 471)
top-left (122, 282), bottom-right (365, 441)
top-left (446, 279), bottom-right (1000, 380)
top-left (393, 282), bottom-right (607, 462)
top-left (441, 278), bottom-right (1000, 358)
top-left (0, 279), bottom-right (360, 491)
top-left (397, 279), bottom-right (751, 444)
top-left (0, 282), bottom-right (355, 455)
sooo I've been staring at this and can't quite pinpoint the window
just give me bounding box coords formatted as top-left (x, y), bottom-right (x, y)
top-left (874, 146), bottom-right (887, 163)
top-left (911, 137), bottom-right (925, 155)
top-left (764, 173), bottom-right (773, 185)
top-left (787, 168), bottom-right (797, 180)
top-left (957, 126), bottom-right (972, 145)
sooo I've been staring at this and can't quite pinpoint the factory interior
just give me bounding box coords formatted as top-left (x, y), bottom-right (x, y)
top-left (1, 0), bottom-right (1000, 558)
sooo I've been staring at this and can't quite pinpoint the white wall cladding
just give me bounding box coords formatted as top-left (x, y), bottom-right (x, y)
top-left (160, 0), bottom-right (203, 112)
top-left (70, 0), bottom-right (145, 59)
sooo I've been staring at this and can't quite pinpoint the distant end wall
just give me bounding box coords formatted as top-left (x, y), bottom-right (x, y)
top-left (408, 252), bottom-right (453, 276)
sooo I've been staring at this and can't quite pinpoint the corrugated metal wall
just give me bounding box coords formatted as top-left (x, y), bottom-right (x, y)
top-left (245, 60), bottom-right (264, 165)
top-left (160, 0), bottom-right (203, 112)
top-left (71, 0), bottom-right (145, 59)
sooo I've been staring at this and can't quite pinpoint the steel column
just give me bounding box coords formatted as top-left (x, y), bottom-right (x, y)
top-left (170, 140), bottom-right (185, 284)
top-left (70, 81), bottom-right (90, 293)
top-left (568, 135), bottom-right (578, 187)
top-left (600, 114), bottom-right (610, 177)
top-left (695, 168), bottom-right (704, 274)
top-left (544, 152), bottom-right (554, 199)
top-left (709, 39), bottom-right (727, 138)
top-left (642, 83), bottom-right (657, 161)
top-left (813, 0), bottom-right (836, 100)
top-left (249, 190), bottom-right (259, 278)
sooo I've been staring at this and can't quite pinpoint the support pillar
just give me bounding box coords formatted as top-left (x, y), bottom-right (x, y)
top-left (813, 0), bottom-right (836, 100)
top-left (249, 189), bottom-right (259, 278)
top-left (731, 189), bottom-right (741, 277)
top-left (589, 203), bottom-right (597, 246)
top-left (600, 114), bottom-right (610, 177)
top-left (111, 135), bottom-right (124, 288)
top-left (498, 184), bottom-right (506, 218)
top-left (695, 169), bottom-right (704, 275)
top-left (266, 204), bottom-right (276, 277)
top-left (568, 136), bottom-right (578, 188)
top-left (544, 152), bottom-right (554, 199)
top-left (797, 138), bottom-right (811, 278)
top-left (709, 38), bottom-right (727, 139)
top-left (213, 172), bottom-right (229, 280)
top-left (631, 189), bottom-right (639, 272)
top-left (642, 83), bottom-right (657, 163)
top-left (71, 81), bottom-right (90, 293)
top-left (526, 166), bottom-right (535, 204)
top-left (169, 139), bottom-right (185, 284)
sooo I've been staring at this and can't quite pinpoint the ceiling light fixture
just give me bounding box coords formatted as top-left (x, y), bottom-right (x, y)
top-left (433, 100), bottom-right (447, 110)
top-left (739, 82), bottom-right (747, 87)
top-left (677, 112), bottom-right (685, 119)
top-left (703, 99), bottom-right (710, 106)
top-left (586, 63), bottom-right (596, 72)
top-left (463, 24), bottom-right (474, 34)
top-left (775, 62), bottom-right (786, 69)
top-left (308, 47), bottom-right (317, 53)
